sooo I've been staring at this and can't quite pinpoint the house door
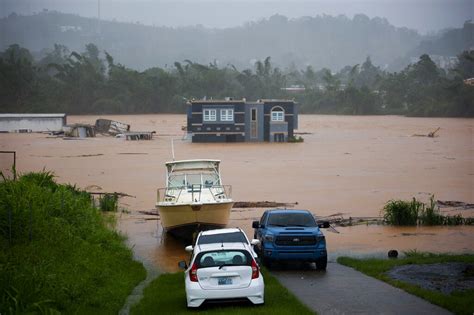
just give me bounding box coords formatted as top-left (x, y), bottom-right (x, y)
top-left (250, 108), bottom-right (258, 139)
top-left (274, 133), bottom-right (285, 142)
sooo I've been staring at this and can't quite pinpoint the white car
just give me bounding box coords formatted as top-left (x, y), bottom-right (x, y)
top-left (178, 242), bottom-right (265, 308)
top-left (185, 228), bottom-right (260, 259)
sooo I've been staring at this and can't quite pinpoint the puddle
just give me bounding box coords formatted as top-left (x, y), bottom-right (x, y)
top-left (387, 263), bottom-right (474, 294)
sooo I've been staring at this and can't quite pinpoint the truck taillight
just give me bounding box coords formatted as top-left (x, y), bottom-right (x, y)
top-left (251, 259), bottom-right (259, 279)
top-left (190, 262), bottom-right (198, 282)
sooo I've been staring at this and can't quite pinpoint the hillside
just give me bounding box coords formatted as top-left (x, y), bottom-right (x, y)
top-left (411, 21), bottom-right (474, 57)
top-left (0, 11), bottom-right (427, 71)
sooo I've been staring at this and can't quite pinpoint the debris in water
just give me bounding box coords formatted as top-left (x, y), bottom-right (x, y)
top-left (118, 131), bottom-right (155, 140)
top-left (117, 152), bottom-right (149, 155)
top-left (64, 124), bottom-right (96, 138)
top-left (62, 154), bottom-right (103, 158)
top-left (88, 191), bottom-right (136, 198)
top-left (233, 201), bottom-right (298, 208)
top-left (95, 119), bottom-right (130, 135)
top-left (138, 210), bottom-right (160, 216)
top-left (437, 200), bottom-right (474, 210)
top-left (412, 127), bottom-right (440, 138)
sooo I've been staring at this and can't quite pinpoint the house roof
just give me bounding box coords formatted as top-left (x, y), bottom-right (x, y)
top-left (0, 113), bottom-right (66, 118)
top-left (189, 99), bottom-right (295, 105)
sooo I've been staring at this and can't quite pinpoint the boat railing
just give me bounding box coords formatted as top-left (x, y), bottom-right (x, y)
top-left (157, 185), bottom-right (232, 203)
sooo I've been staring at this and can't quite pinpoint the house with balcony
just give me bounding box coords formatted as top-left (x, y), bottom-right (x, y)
top-left (187, 99), bottom-right (298, 142)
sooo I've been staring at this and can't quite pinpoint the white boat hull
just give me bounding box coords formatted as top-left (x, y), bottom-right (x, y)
top-left (156, 201), bottom-right (233, 239)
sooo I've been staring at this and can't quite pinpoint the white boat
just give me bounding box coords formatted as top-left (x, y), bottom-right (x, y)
top-left (156, 159), bottom-right (233, 240)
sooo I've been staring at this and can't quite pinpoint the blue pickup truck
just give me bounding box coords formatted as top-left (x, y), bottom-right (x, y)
top-left (252, 209), bottom-right (328, 269)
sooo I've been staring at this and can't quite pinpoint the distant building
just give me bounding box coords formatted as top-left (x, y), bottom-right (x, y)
top-left (464, 78), bottom-right (474, 86)
top-left (187, 99), bottom-right (298, 142)
top-left (280, 85), bottom-right (306, 93)
top-left (0, 114), bottom-right (66, 132)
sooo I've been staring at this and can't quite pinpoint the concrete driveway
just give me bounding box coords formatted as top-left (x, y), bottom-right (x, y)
top-left (271, 262), bottom-right (452, 315)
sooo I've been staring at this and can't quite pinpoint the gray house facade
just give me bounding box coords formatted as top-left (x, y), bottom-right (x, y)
top-left (187, 99), bottom-right (298, 143)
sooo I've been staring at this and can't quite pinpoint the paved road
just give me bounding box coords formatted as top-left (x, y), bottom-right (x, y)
top-left (271, 262), bottom-right (452, 315)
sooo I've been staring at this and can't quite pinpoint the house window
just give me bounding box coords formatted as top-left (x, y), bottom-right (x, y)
top-left (251, 108), bottom-right (257, 121)
top-left (271, 106), bottom-right (284, 121)
top-left (220, 109), bottom-right (234, 122)
top-left (203, 109), bottom-right (216, 122)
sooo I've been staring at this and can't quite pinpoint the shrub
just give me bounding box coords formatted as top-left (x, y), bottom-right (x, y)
top-left (288, 136), bottom-right (304, 143)
top-left (382, 198), bottom-right (421, 225)
top-left (99, 193), bottom-right (118, 212)
top-left (418, 196), bottom-right (444, 225)
top-left (382, 195), bottom-right (473, 226)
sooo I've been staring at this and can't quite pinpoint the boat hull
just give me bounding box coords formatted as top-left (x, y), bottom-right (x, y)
top-left (156, 201), bottom-right (233, 240)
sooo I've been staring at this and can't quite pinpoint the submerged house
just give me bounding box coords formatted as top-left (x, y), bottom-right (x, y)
top-left (0, 114), bottom-right (66, 132)
top-left (187, 99), bottom-right (298, 142)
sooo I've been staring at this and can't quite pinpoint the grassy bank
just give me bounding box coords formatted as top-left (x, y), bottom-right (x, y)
top-left (131, 268), bottom-right (314, 314)
top-left (0, 171), bottom-right (146, 314)
top-left (338, 252), bottom-right (474, 315)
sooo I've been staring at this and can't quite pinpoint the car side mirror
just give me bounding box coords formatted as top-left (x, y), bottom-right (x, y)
top-left (252, 221), bottom-right (260, 229)
top-left (318, 221), bottom-right (330, 228)
top-left (178, 261), bottom-right (188, 270)
top-left (250, 239), bottom-right (260, 246)
top-left (185, 245), bottom-right (193, 252)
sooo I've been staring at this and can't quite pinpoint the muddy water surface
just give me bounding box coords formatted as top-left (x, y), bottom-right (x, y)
top-left (1, 114), bottom-right (473, 271)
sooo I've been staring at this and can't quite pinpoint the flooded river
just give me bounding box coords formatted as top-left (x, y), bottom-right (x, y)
top-left (1, 114), bottom-right (473, 271)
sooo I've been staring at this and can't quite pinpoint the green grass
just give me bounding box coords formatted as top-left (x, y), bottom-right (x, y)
top-left (337, 252), bottom-right (474, 315)
top-left (0, 171), bottom-right (146, 314)
top-left (131, 268), bottom-right (315, 315)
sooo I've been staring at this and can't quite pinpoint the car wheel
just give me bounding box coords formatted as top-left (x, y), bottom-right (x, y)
top-left (315, 256), bottom-right (327, 270)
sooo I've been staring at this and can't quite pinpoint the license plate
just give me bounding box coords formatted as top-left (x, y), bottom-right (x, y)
top-left (218, 277), bottom-right (233, 285)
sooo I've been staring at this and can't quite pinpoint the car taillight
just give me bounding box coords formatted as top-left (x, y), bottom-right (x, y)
top-left (251, 259), bottom-right (259, 279)
top-left (190, 262), bottom-right (198, 282)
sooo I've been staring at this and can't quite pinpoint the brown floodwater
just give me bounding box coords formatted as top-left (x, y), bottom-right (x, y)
top-left (1, 114), bottom-right (473, 272)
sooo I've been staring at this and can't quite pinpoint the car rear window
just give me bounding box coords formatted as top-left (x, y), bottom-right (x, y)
top-left (267, 212), bottom-right (316, 227)
top-left (197, 232), bottom-right (247, 244)
top-left (196, 250), bottom-right (252, 268)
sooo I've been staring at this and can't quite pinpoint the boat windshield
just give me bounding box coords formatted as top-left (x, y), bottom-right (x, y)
top-left (168, 172), bottom-right (220, 188)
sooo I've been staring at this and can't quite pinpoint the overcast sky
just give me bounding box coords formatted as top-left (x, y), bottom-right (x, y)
top-left (1, 0), bottom-right (472, 34)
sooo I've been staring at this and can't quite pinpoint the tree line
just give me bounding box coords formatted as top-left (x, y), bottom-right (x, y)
top-left (1, 43), bottom-right (473, 117)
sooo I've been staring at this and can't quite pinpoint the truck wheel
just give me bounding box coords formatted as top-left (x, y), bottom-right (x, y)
top-left (315, 256), bottom-right (327, 270)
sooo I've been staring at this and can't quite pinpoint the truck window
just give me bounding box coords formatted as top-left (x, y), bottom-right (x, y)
top-left (267, 212), bottom-right (316, 227)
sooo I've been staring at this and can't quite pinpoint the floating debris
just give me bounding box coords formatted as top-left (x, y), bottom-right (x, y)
top-left (233, 201), bottom-right (298, 208)
top-left (64, 124), bottom-right (95, 138)
top-left (95, 119), bottom-right (130, 135)
top-left (412, 127), bottom-right (440, 138)
top-left (118, 131), bottom-right (155, 140)
top-left (437, 200), bottom-right (474, 210)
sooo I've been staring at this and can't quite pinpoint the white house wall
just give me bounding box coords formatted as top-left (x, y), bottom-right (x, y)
top-left (0, 117), bottom-right (66, 132)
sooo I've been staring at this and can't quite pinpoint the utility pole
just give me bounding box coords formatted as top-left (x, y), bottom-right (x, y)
top-left (97, 0), bottom-right (101, 35)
